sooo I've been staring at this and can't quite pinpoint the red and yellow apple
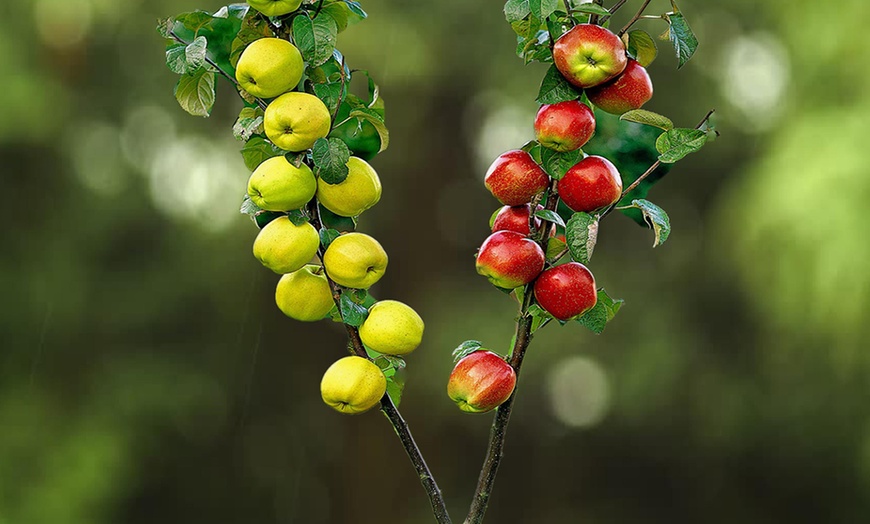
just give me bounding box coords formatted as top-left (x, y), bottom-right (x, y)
top-left (557, 155), bottom-right (623, 212)
top-left (484, 150), bottom-right (549, 206)
top-left (475, 231), bottom-right (546, 289)
top-left (447, 350), bottom-right (517, 414)
top-left (553, 24), bottom-right (628, 89)
top-left (534, 100), bottom-right (596, 152)
top-left (533, 262), bottom-right (597, 321)
top-left (587, 59), bottom-right (653, 115)
top-left (491, 204), bottom-right (542, 236)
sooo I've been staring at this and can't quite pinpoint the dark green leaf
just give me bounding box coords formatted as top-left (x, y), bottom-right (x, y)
top-left (523, 140), bottom-right (543, 164)
top-left (284, 151), bottom-right (307, 168)
top-left (545, 11), bottom-right (572, 42)
top-left (504, 0), bottom-right (531, 23)
top-left (320, 228), bottom-right (341, 249)
top-left (313, 82), bottom-right (344, 116)
top-left (254, 210), bottom-right (285, 229)
top-left (626, 30), bottom-right (657, 67)
top-left (576, 288), bottom-right (623, 334)
top-left (339, 293), bottom-right (369, 327)
top-left (540, 148), bottom-right (582, 180)
top-left (168, 9), bottom-right (246, 75)
top-left (656, 128), bottom-right (707, 163)
top-left (517, 30), bottom-right (552, 64)
top-left (664, 9), bottom-right (698, 69)
top-left (174, 68), bottom-right (215, 117)
top-left (619, 199), bottom-right (671, 247)
top-left (348, 108), bottom-right (390, 153)
top-left (536, 64), bottom-right (582, 104)
top-left (292, 12), bottom-right (338, 67)
top-left (620, 109), bottom-right (673, 131)
top-left (565, 212), bottom-right (598, 264)
top-left (311, 137), bottom-right (351, 184)
top-left (530, 0), bottom-right (559, 21)
top-left (233, 107), bottom-right (265, 141)
top-left (569, 4), bottom-right (610, 16)
top-left (535, 209), bottom-right (566, 228)
top-left (319, 204), bottom-right (357, 232)
top-left (453, 340), bottom-right (483, 362)
top-left (240, 136), bottom-right (283, 171)
top-left (286, 209), bottom-right (309, 226)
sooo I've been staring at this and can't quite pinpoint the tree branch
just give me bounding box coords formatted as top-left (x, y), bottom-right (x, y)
top-left (588, 0), bottom-right (605, 25)
top-left (599, 0), bottom-right (628, 25)
top-left (617, 0), bottom-right (652, 36)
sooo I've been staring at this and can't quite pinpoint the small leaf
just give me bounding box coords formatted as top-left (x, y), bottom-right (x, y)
top-left (517, 30), bottom-right (552, 64)
top-left (620, 109), bottom-right (673, 131)
top-left (453, 340), bottom-right (483, 362)
top-left (528, 303), bottom-right (553, 334)
top-left (565, 212), bottom-right (599, 264)
top-left (233, 106), bottom-right (265, 141)
top-left (540, 148), bottom-right (582, 180)
top-left (312, 82), bottom-right (344, 116)
top-left (663, 9), bottom-right (698, 68)
top-left (504, 0), bottom-right (531, 23)
top-left (625, 30), bottom-right (657, 67)
top-left (620, 199), bottom-right (671, 247)
top-left (320, 228), bottom-right (341, 249)
top-left (240, 136), bottom-right (283, 171)
top-left (530, 0), bottom-right (559, 21)
top-left (286, 209), bottom-right (309, 226)
top-left (343, 1), bottom-right (367, 21)
top-left (348, 108), bottom-right (390, 153)
top-left (546, 235), bottom-right (567, 261)
top-left (240, 194), bottom-right (262, 216)
top-left (339, 293), bottom-right (369, 326)
top-left (184, 35), bottom-right (208, 70)
top-left (292, 12), bottom-right (338, 67)
top-left (311, 137), bottom-right (351, 184)
top-left (576, 288), bottom-right (623, 334)
top-left (536, 64), bottom-right (582, 104)
top-left (656, 128), bottom-right (707, 163)
top-left (174, 68), bottom-right (215, 117)
top-left (534, 209), bottom-right (566, 228)
top-left (569, 4), bottom-right (610, 16)
top-left (165, 44), bottom-right (188, 74)
top-left (380, 354), bottom-right (406, 371)
top-left (386, 372), bottom-right (405, 406)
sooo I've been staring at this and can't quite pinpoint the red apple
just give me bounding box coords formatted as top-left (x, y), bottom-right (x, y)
top-left (476, 231), bottom-right (546, 289)
top-left (557, 155), bottom-right (623, 212)
top-left (533, 262), bottom-right (597, 321)
top-left (586, 59), bottom-right (653, 115)
top-left (484, 150), bottom-right (550, 206)
top-left (491, 204), bottom-right (543, 236)
top-left (553, 24), bottom-right (628, 89)
top-left (447, 350), bottom-right (517, 413)
top-left (534, 100), bottom-right (596, 152)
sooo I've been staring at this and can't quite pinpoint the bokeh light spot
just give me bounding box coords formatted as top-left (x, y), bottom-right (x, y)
top-left (547, 356), bottom-right (610, 429)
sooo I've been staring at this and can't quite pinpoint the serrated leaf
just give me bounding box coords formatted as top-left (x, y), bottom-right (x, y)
top-left (534, 209), bottom-right (566, 228)
top-left (536, 64), bottom-right (582, 104)
top-left (517, 30), bottom-right (552, 64)
top-left (530, 0), bottom-right (558, 20)
top-left (313, 82), bottom-right (344, 116)
top-left (240, 194), bottom-right (262, 216)
top-left (157, 17), bottom-right (174, 38)
top-left (453, 340), bottom-right (483, 362)
top-left (569, 4), bottom-right (610, 16)
top-left (546, 235), bottom-right (567, 260)
top-left (169, 9), bottom-right (246, 76)
top-left (233, 107), bottom-right (265, 141)
top-left (621, 199), bottom-right (671, 247)
top-left (339, 293), bottom-right (369, 326)
top-left (311, 138), bottom-right (351, 184)
top-left (292, 12), bottom-right (338, 67)
top-left (185, 35), bottom-right (208, 70)
top-left (504, 0), bottom-right (531, 23)
top-left (174, 68), bottom-right (215, 117)
top-left (565, 212), bottom-right (599, 264)
top-left (626, 30), bottom-right (657, 67)
top-left (320, 228), bottom-right (341, 249)
top-left (664, 10), bottom-right (698, 69)
top-left (165, 44), bottom-right (188, 74)
top-left (576, 288), bottom-right (623, 334)
top-left (655, 128), bottom-right (707, 163)
top-left (540, 148), bottom-right (582, 180)
top-left (240, 136), bottom-right (283, 171)
top-left (348, 108), bottom-right (390, 153)
top-left (620, 109), bottom-right (673, 131)
top-left (286, 209), bottom-right (309, 226)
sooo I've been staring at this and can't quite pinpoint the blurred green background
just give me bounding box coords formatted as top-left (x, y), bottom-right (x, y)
top-left (3, 0), bottom-right (870, 522)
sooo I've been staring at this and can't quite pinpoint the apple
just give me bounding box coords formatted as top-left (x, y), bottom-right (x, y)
top-left (533, 262), bottom-right (597, 321)
top-left (252, 216), bottom-right (320, 274)
top-left (246, 0), bottom-right (303, 17)
top-left (235, 38), bottom-right (304, 99)
top-left (316, 156), bottom-right (382, 217)
top-left (275, 264), bottom-right (335, 321)
top-left (553, 24), bottom-right (628, 89)
top-left (359, 300), bottom-right (424, 356)
top-left (447, 350), bottom-right (516, 414)
top-left (534, 100), bottom-right (596, 152)
top-left (264, 92), bottom-right (332, 152)
top-left (484, 150), bottom-right (549, 206)
top-left (491, 204), bottom-right (542, 236)
top-left (557, 155), bottom-right (623, 212)
top-left (475, 231), bottom-right (546, 289)
top-left (322, 232), bottom-right (388, 289)
top-left (586, 59), bottom-right (653, 115)
top-left (247, 156), bottom-right (316, 211)
top-left (320, 356), bottom-right (386, 414)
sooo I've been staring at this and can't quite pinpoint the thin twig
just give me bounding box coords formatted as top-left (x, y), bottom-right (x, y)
top-left (617, 0), bottom-right (652, 36)
top-left (599, 0), bottom-right (628, 24)
top-left (330, 55), bottom-right (349, 131)
top-left (588, 0), bottom-right (605, 25)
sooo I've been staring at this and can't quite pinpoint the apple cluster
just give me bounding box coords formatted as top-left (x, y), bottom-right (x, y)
top-left (240, 0), bottom-right (424, 415)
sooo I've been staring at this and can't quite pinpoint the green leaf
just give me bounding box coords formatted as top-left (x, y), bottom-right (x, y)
top-left (233, 107), bottom-right (265, 141)
top-left (517, 30), bottom-right (552, 64)
top-left (504, 0), bottom-right (531, 23)
top-left (569, 4), bottom-right (610, 16)
top-left (313, 81), bottom-right (344, 116)
top-left (565, 212), bottom-right (599, 264)
top-left (339, 293), bottom-right (369, 327)
top-left (240, 136), bottom-right (283, 171)
top-left (453, 340), bottom-right (483, 362)
top-left (240, 194), bottom-right (262, 216)
top-left (319, 204), bottom-right (357, 232)
top-left (165, 44), bottom-right (188, 74)
top-left (576, 288), bottom-right (623, 334)
top-left (655, 128), bottom-right (707, 163)
top-left (529, 0), bottom-right (559, 21)
top-left (663, 8), bottom-right (698, 69)
top-left (230, 11), bottom-right (273, 67)
top-left (529, 303), bottom-right (553, 334)
top-left (625, 30), bottom-right (657, 67)
top-left (540, 148), bottom-right (582, 180)
top-left (522, 140), bottom-right (543, 164)
top-left (348, 108), bottom-right (390, 153)
top-left (311, 137), bottom-right (351, 184)
top-left (168, 9), bottom-right (246, 76)
top-left (174, 68), bottom-right (215, 117)
top-left (343, 1), bottom-right (367, 21)
top-left (292, 12), bottom-right (339, 67)
top-left (320, 228), bottom-right (341, 249)
top-left (619, 199), bottom-right (671, 247)
top-left (545, 11), bottom-right (573, 41)
top-left (620, 109), bottom-right (673, 131)
top-left (185, 35), bottom-right (208, 70)
top-left (534, 209), bottom-right (566, 228)
top-left (511, 13), bottom-right (541, 40)
top-left (536, 64), bottom-right (582, 104)
top-left (546, 235), bottom-right (567, 261)
top-left (386, 372), bottom-right (405, 406)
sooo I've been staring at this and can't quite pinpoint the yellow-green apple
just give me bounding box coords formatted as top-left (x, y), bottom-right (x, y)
top-left (447, 350), bottom-right (516, 413)
top-left (275, 264), bottom-right (334, 321)
top-left (553, 24), bottom-right (628, 88)
top-left (264, 92), bottom-right (331, 152)
top-left (491, 204), bottom-right (543, 236)
top-left (484, 150), bottom-right (549, 206)
top-left (533, 262), bottom-right (597, 321)
top-left (320, 356), bottom-right (386, 414)
top-left (557, 155), bottom-right (623, 212)
top-left (534, 100), bottom-right (596, 152)
top-left (247, 156), bottom-right (316, 211)
top-left (316, 156), bottom-right (382, 217)
top-left (322, 232), bottom-right (388, 289)
top-left (252, 216), bottom-right (319, 274)
top-left (235, 38), bottom-right (304, 99)
top-left (587, 59), bottom-right (653, 115)
top-left (475, 231), bottom-right (545, 289)
top-left (246, 0), bottom-right (303, 17)
top-left (359, 300), bottom-right (424, 355)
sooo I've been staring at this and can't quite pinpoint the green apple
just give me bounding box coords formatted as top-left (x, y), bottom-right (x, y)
top-left (359, 300), bottom-right (424, 355)
top-left (246, 0), bottom-right (303, 17)
top-left (320, 356), bottom-right (386, 414)
top-left (316, 156), bottom-right (382, 217)
top-left (275, 264), bottom-right (335, 321)
top-left (235, 38), bottom-right (304, 99)
top-left (322, 232), bottom-right (388, 289)
top-left (252, 216), bottom-right (319, 274)
top-left (247, 156), bottom-right (316, 211)
top-left (264, 92), bottom-right (332, 152)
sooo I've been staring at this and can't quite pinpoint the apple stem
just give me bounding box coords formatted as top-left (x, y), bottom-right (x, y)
top-left (617, 0), bottom-right (653, 37)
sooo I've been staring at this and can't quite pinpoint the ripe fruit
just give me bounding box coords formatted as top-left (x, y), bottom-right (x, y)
top-left (275, 265), bottom-right (335, 321)
top-left (320, 356), bottom-right (386, 414)
top-left (557, 155), bottom-right (623, 212)
top-left (246, 0), bottom-right (303, 17)
top-left (587, 59), bottom-right (654, 115)
top-left (553, 24), bottom-right (628, 89)
top-left (323, 232), bottom-right (388, 289)
top-left (491, 204), bottom-right (542, 236)
top-left (247, 156), bottom-right (316, 211)
top-left (316, 156), bottom-right (382, 217)
top-left (235, 38), bottom-right (304, 99)
top-left (252, 216), bottom-right (320, 274)
top-left (447, 350), bottom-right (516, 414)
top-left (484, 150), bottom-right (549, 206)
top-left (476, 231), bottom-right (546, 289)
top-left (533, 262), bottom-right (597, 321)
top-left (534, 101), bottom-right (596, 152)
top-left (359, 300), bottom-right (424, 355)
top-left (264, 92), bottom-right (332, 152)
